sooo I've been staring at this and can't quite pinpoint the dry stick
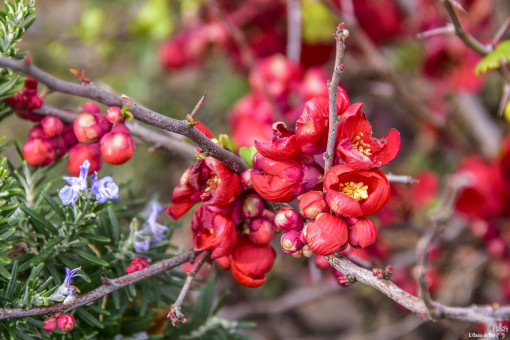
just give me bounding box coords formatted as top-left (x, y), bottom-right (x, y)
top-left (286, 0), bottom-right (302, 63)
top-left (0, 249), bottom-right (199, 320)
top-left (325, 253), bottom-right (510, 324)
top-left (0, 56), bottom-right (249, 175)
top-left (209, 1), bottom-right (285, 123)
top-left (323, 23), bottom-right (348, 174)
top-left (168, 250), bottom-right (211, 325)
top-left (33, 104), bottom-right (197, 159)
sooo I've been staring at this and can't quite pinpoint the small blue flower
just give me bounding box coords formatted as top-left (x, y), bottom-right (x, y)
top-left (92, 173), bottom-right (119, 203)
top-left (48, 267), bottom-right (85, 305)
top-left (58, 160), bottom-right (90, 206)
top-left (142, 201), bottom-right (168, 243)
top-left (133, 232), bottom-right (151, 253)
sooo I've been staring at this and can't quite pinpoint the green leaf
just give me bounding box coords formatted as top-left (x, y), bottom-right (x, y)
top-left (475, 40), bottom-right (510, 75)
top-left (239, 146), bottom-right (257, 169)
top-left (192, 273), bottom-right (216, 326)
top-left (76, 308), bottom-right (104, 329)
top-left (42, 236), bottom-right (65, 250)
top-left (71, 248), bottom-right (109, 267)
top-left (41, 191), bottom-right (65, 219)
top-left (107, 205), bottom-right (119, 244)
top-left (81, 233), bottom-right (111, 243)
top-left (0, 264), bottom-right (11, 279)
top-left (19, 203), bottom-right (59, 235)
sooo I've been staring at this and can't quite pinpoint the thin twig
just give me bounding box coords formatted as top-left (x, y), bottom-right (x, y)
top-left (415, 24), bottom-right (455, 39)
top-left (167, 250), bottom-right (211, 325)
top-left (491, 18), bottom-right (510, 47)
top-left (0, 249), bottom-right (199, 320)
top-left (190, 92), bottom-right (207, 119)
top-left (385, 173), bottom-right (419, 185)
top-left (286, 0), bottom-right (302, 62)
top-left (323, 22), bottom-right (348, 174)
top-left (0, 56), bottom-right (248, 174)
top-left (325, 253), bottom-right (510, 324)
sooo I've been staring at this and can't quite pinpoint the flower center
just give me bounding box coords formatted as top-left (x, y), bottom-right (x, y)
top-left (352, 132), bottom-right (372, 156)
top-left (204, 175), bottom-right (219, 193)
top-left (340, 181), bottom-right (368, 201)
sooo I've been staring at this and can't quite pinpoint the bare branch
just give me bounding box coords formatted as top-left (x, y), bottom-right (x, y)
top-left (0, 249), bottom-right (199, 320)
top-left (168, 250), bottom-right (211, 325)
top-left (323, 23), bottom-right (348, 175)
top-left (326, 253), bottom-right (510, 324)
top-left (0, 56), bottom-right (249, 174)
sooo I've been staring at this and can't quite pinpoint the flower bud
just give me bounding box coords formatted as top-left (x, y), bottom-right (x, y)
top-left (100, 130), bottom-right (135, 165)
top-left (249, 218), bottom-right (275, 246)
top-left (41, 116), bottom-right (64, 138)
top-left (43, 316), bottom-right (57, 332)
top-left (242, 194), bottom-right (264, 219)
top-left (73, 113), bottom-right (111, 144)
top-left (280, 230), bottom-right (304, 253)
top-left (29, 124), bottom-right (45, 138)
top-left (302, 213), bottom-right (348, 256)
top-left (23, 137), bottom-right (55, 167)
top-left (298, 191), bottom-right (328, 219)
top-left (348, 217), bottom-right (378, 248)
top-left (105, 106), bottom-right (124, 124)
top-left (274, 207), bottom-right (303, 232)
top-left (82, 101), bottom-right (101, 114)
top-left (50, 136), bottom-right (67, 160)
top-left (67, 143), bottom-right (102, 175)
top-left (302, 244), bottom-right (314, 257)
top-left (240, 169), bottom-right (253, 189)
top-left (57, 313), bottom-right (75, 332)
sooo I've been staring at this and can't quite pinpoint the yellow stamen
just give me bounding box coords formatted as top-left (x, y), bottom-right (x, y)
top-left (339, 181), bottom-right (369, 201)
top-left (351, 133), bottom-right (372, 156)
top-left (204, 176), bottom-right (219, 193)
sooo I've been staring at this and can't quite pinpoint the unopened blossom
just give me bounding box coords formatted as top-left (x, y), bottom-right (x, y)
top-left (59, 160), bottom-right (89, 205)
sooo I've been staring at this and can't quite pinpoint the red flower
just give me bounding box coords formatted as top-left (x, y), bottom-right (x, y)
top-left (455, 156), bottom-right (506, 220)
top-left (230, 236), bottom-right (276, 288)
top-left (302, 213), bottom-right (348, 255)
top-left (166, 158), bottom-right (241, 219)
top-left (192, 205), bottom-right (237, 259)
top-left (336, 103), bottom-right (400, 170)
top-left (125, 257), bottom-right (149, 274)
top-left (295, 97), bottom-right (329, 154)
top-left (298, 190), bottom-right (328, 220)
top-left (254, 122), bottom-right (301, 161)
top-left (324, 165), bottom-right (390, 217)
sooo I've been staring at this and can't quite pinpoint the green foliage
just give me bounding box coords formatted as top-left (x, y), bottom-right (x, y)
top-left (0, 0), bottom-right (36, 122)
top-left (475, 40), bottom-right (510, 75)
top-left (239, 146), bottom-right (257, 169)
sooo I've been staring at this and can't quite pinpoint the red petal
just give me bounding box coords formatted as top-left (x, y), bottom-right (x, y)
top-left (231, 262), bottom-right (267, 288)
top-left (371, 128), bottom-right (401, 167)
top-left (303, 213), bottom-right (348, 255)
top-left (252, 172), bottom-right (298, 202)
top-left (325, 189), bottom-right (363, 217)
top-left (296, 97), bottom-right (329, 153)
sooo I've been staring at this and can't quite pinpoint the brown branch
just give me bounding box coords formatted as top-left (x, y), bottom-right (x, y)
top-left (0, 56), bottom-right (248, 174)
top-left (323, 23), bottom-right (348, 175)
top-left (0, 249), bottom-right (199, 320)
top-left (326, 253), bottom-right (510, 324)
top-left (167, 250), bottom-right (211, 325)
top-left (33, 104), bottom-right (197, 159)
top-left (443, 0), bottom-right (510, 84)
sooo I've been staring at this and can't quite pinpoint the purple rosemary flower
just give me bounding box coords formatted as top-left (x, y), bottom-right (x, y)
top-left (58, 160), bottom-right (89, 206)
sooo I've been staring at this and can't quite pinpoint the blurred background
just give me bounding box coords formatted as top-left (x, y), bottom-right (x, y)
top-left (3, 0), bottom-right (510, 338)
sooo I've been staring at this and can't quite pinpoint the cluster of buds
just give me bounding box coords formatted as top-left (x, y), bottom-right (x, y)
top-left (70, 102), bottom-right (135, 174)
top-left (252, 90), bottom-right (400, 258)
top-left (43, 313), bottom-right (75, 332)
top-left (125, 257), bottom-right (149, 274)
top-left (5, 77), bottom-right (136, 174)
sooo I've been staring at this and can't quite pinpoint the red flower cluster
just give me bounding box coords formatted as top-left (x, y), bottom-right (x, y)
top-left (167, 136), bottom-right (276, 288)
top-left (252, 92), bottom-right (401, 257)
